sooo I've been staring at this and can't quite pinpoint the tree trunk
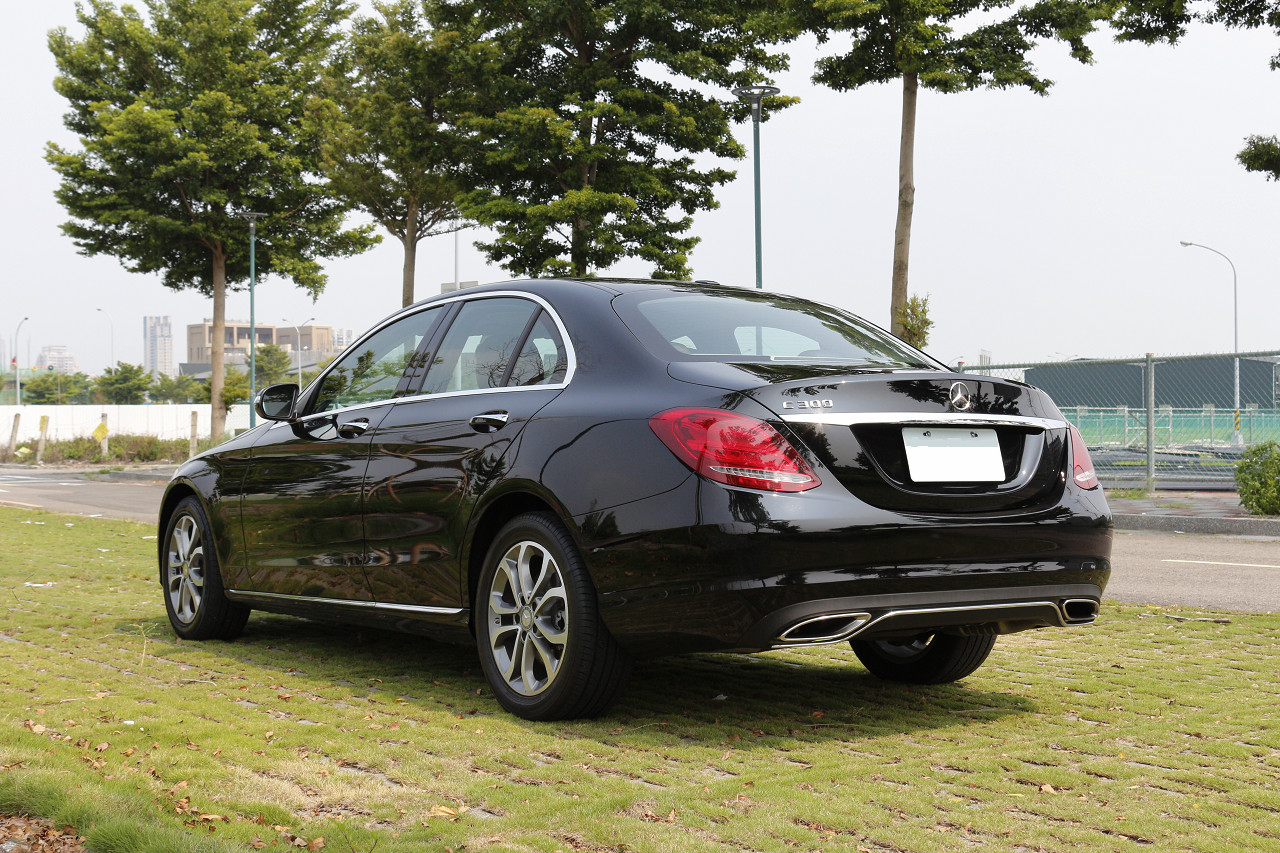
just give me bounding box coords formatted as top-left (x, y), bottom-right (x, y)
top-left (402, 197), bottom-right (419, 308)
top-left (210, 248), bottom-right (227, 442)
top-left (890, 72), bottom-right (918, 338)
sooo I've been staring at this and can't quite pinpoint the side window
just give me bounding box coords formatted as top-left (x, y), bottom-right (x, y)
top-left (422, 298), bottom-right (539, 395)
top-left (312, 307), bottom-right (442, 413)
top-left (506, 312), bottom-right (567, 387)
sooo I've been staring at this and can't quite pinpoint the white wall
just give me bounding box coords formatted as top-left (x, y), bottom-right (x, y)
top-left (0, 404), bottom-right (251, 443)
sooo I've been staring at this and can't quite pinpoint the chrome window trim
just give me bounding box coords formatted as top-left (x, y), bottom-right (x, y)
top-left (225, 588), bottom-right (464, 618)
top-left (781, 412), bottom-right (1067, 431)
top-left (275, 290), bottom-right (575, 428)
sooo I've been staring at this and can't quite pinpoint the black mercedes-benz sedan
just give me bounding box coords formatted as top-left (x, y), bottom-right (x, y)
top-left (158, 278), bottom-right (1111, 720)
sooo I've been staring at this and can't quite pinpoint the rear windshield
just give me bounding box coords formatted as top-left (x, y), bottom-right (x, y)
top-left (613, 289), bottom-right (939, 369)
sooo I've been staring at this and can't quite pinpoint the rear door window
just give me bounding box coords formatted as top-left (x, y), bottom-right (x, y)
top-left (421, 298), bottom-right (541, 395)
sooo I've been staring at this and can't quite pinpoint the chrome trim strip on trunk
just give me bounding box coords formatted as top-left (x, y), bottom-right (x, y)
top-left (780, 412), bottom-right (1067, 430)
top-left (225, 589), bottom-right (464, 618)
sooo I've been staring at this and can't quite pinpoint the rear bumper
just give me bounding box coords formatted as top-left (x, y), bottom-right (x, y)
top-left (579, 477), bottom-right (1112, 655)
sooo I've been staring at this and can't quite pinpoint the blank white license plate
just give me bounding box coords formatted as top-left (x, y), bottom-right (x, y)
top-left (902, 427), bottom-right (1005, 482)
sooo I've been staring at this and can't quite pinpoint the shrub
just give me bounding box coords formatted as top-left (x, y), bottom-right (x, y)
top-left (13, 434), bottom-right (193, 465)
top-left (1235, 441), bottom-right (1280, 516)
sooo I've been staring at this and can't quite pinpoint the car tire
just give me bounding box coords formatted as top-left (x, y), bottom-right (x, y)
top-left (161, 496), bottom-right (250, 641)
top-left (475, 512), bottom-right (630, 720)
top-left (851, 633), bottom-right (996, 684)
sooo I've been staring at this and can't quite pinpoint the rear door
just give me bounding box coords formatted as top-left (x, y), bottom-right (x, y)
top-left (362, 295), bottom-right (571, 609)
top-left (237, 306), bottom-right (446, 600)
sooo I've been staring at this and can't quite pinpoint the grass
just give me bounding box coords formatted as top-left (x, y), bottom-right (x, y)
top-left (1105, 488), bottom-right (1150, 500)
top-left (2, 508), bottom-right (1279, 853)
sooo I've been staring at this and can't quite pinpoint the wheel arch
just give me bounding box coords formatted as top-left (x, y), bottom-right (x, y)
top-left (464, 488), bottom-right (572, 633)
top-left (157, 480), bottom-right (202, 572)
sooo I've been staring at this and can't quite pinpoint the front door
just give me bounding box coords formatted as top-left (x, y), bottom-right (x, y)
top-left (237, 305), bottom-right (446, 600)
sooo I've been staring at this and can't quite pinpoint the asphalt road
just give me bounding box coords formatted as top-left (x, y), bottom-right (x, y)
top-left (1108, 529), bottom-right (1280, 614)
top-left (3, 469), bottom-right (1278, 613)
top-left (0, 469), bottom-right (167, 524)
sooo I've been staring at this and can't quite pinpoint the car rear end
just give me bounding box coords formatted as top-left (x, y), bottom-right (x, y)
top-left (591, 284), bottom-right (1111, 655)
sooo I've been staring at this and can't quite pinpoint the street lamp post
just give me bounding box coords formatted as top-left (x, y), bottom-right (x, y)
top-left (96, 307), bottom-right (114, 369)
top-left (732, 84), bottom-right (781, 291)
top-left (12, 317), bottom-right (29, 405)
top-left (241, 212), bottom-right (266, 427)
top-left (1179, 241), bottom-right (1241, 446)
top-left (287, 316), bottom-right (314, 387)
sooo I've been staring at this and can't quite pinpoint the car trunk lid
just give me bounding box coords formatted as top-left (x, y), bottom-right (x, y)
top-left (668, 363), bottom-right (1070, 514)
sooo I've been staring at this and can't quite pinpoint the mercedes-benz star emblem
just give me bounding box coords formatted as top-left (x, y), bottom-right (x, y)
top-left (949, 381), bottom-right (973, 411)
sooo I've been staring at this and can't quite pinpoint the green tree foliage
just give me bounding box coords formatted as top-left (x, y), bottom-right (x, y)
top-left (804, 0), bottom-right (1106, 335)
top-left (1114, 0), bottom-right (1280, 177)
top-left (895, 293), bottom-right (934, 349)
top-left (46, 0), bottom-right (377, 440)
top-left (95, 362), bottom-right (152, 404)
top-left (203, 366), bottom-right (251, 409)
top-left (316, 0), bottom-right (466, 307)
top-left (149, 372), bottom-right (203, 403)
top-left (253, 343), bottom-right (294, 387)
top-left (435, 0), bottom-right (796, 278)
top-left (21, 371), bottom-right (94, 404)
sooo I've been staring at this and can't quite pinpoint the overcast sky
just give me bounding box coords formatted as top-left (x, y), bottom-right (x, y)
top-left (3, 1), bottom-right (1278, 376)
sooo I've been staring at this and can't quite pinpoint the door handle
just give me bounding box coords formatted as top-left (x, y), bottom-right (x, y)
top-left (337, 417), bottom-right (370, 438)
top-left (469, 411), bottom-right (510, 432)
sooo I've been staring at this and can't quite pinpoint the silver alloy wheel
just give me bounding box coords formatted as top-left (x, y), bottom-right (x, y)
top-left (167, 513), bottom-right (205, 625)
top-left (486, 540), bottom-right (569, 696)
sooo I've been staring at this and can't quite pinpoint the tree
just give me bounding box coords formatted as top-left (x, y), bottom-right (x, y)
top-left (46, 0), bottom-right (377, 441)
top-left (804, 0), bottom-right (1106, 335)
top-left (435, 0), bottom-right (796, 278)
top-left (150, 372), bottom-right (203, 403)
top-left (1111, 0), bottom-right (1280, 181)
top-left (203, 366), bottom-right (251, 409)
top-left (316, 0), bottom-right (466, 307)
top-left (96, 362), bottom-right (152, 404)
top-left (253, 343), bottom-right (294, 386)
top-left (21, 370), bottom-right (94, 404)
top-left (896, 293), bottom-right (934, 349)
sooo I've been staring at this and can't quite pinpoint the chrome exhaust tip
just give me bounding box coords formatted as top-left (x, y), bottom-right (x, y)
top-left (776, 612), bottom-right (872, 646)
top-left (1061, 598), bottom-right (1099, 624)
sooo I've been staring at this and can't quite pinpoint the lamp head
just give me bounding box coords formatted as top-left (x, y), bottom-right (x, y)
top-left (732, 84), bottom-right (781, 103)
top-left (1179, 241), bottom-right (1192, 247)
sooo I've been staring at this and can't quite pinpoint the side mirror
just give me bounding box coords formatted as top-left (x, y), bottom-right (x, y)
top-left (254, 383), bottom-right (299, 422)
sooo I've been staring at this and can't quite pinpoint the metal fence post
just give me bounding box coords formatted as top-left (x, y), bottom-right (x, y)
top-left (1145, 353), bottom-right (1156, 490)
top-left (190, 410), bottom-right (199, 459)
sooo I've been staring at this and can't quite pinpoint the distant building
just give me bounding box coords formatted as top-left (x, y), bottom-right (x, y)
top-left (35, 345), bottom-right (80, 374)
top-left (186, 320), bottom-right (276, 365)
top-left (333, 328), bottom-right (356, 350)
top-left (276, 324), bottom-right (336, 358)
top-left (143, 315), bottom-right (176, 378)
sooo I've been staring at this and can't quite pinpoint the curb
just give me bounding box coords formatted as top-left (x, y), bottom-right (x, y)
top-left (1113, 513), bottom-right (1280, 536)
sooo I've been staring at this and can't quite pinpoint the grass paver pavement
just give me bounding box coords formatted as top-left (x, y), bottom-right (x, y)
top-left (1, 507), bottom-right (1278, 852)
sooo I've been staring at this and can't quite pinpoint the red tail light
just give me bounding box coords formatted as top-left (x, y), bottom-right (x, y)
top-left (1068, 424), bottom-right (1099, 490)
top-left (649, 408), bottom-right (821, 493)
